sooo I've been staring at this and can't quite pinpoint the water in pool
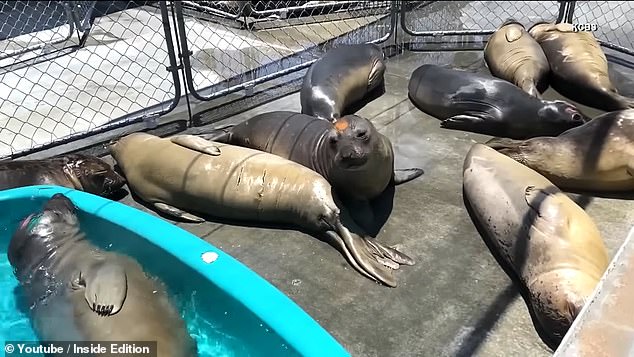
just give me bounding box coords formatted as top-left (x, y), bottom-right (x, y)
top-left (0, 199), bottom-right (301, 357)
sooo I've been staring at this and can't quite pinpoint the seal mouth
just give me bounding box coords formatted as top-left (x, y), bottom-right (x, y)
top-left (341, 156), bottom-right (368, 169)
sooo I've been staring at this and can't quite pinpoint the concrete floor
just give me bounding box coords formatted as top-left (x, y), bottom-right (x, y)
top-left (95, 49), bottom-right (634, 357)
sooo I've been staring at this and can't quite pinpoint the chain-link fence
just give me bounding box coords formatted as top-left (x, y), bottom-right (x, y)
top-left (0, 1), bottom-right (632, 159)
top-left (0, 1), bottom-right (94, 66)
top-left (401, 1), bottom-right (563, 39)
top-left (570, 1), bottom-right (634, 55)
top-left (0, 1), bottom-right (180, 159)
top-left (174, 0), bottom-right (395, 102)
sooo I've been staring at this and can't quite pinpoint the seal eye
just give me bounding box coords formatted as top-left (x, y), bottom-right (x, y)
top-left (356, 130), bottom-right (368, 139)
top-left (329, 135), bottom-right (339, 145)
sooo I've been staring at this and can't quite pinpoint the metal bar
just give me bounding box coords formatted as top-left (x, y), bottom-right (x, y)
top-left (247, 1), bottom-right (390, 16)
top-left (0, 2), bottom-right (77, 63)
top-left (177, 0), bottom-right (392, 102)
top-left (173, 0), bottom-right (209, 102)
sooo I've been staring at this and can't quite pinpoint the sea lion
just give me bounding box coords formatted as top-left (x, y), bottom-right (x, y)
top-left (300, 43), bottom-right (386, 121)
top-left (196, 111), bottom-right (424, 199)
top-left (0, 154), bottom-right (125, 197)
top-left (484, 18), bottom-right (550, 98)
top-left (408, 64), bottom-right (588, 139)
top-left (462, 143), bottom-right (609, 348)
top-left (8, 193), bottom-right (197, 357)
top-left (529, 22), bottom-right (634, 111)
top-left (487, 109), bottom-right (634, 192)
top-left (109, 132), bottom-right (414, 287)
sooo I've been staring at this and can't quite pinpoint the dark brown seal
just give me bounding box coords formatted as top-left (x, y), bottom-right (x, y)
top-left (0, 154), bottom-right (125, 197)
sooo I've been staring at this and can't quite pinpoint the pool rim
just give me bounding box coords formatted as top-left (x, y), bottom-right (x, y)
top-left (0, 185), bottom-right (350, 357)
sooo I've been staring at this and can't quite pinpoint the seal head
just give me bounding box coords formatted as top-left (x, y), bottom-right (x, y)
top-left (538, 99), bottom-right (588, 129)
top-left (8, 193), bottom-right (80, 280)
top-left (326, 115), bottom-right (382, 172)
top-left (61, 154), bottom-right (126, 197)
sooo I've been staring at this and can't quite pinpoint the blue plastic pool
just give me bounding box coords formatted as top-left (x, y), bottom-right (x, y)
top-left (0, 185), bottom-right (350, 357)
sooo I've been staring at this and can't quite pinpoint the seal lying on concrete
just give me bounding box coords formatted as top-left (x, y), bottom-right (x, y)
top-left (484, 19), bottom-right (550, 98)
top-left (300, 43), bottom-right (386, 122)
top-left (109, 132), bottom-right (415, 287)
top-left (529, 22), bottom-right (634, 111)
top-left (197, 111), bottom-right (424, 198)
top-left (0, 154), bottom-right (125, 197)
top-left (408, 64), bottom-right (587, 139)
top-left (487, 109), bottom-right (634, 192)
top-left (462, 143), bottom-right (609, 348)
top-left (8, 193), bottom-right (197, 357)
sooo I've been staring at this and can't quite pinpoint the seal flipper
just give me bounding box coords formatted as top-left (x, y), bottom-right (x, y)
top-left (170, 134), bottom-right (221, 156)
top-left (198, 130), bottom-right (231, 143)
top-left (73, 262), bottom-right (128, 316)
top-left (326, 220), bottom-right (416, 287)
top-left (153, 202), bottom-right (205, 223)
top-left (440, 114), bottom-right (490, 132)
top-left (392, 168), bottom-right (425, 185)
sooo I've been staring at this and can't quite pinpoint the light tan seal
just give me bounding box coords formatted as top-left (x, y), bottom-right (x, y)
top-left (462, 143), bottom-right (609, 349)
top-left (487, 109), bottom-right (634, 192)
top-left (529, 22), bottom-right (634, 111)
top-left (109, 132), bottom-right (415, 287)
top-left (484, 19), bottom-right (550, 98)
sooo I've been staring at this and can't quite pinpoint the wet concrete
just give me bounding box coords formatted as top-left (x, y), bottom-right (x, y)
top-left (100, 49), bottom-right (634, 357)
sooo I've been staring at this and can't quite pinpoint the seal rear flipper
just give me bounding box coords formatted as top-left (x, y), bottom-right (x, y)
top-left (170, 134), bottom-right (221, 156)
top-left (392, 168), bottom-right (425, 185)
top-left (329, 221), bottom-right (416, 287)
top-left (153, 202), bottom-right (205, 223)
top-left (72, 262), bottom-right (128, 316)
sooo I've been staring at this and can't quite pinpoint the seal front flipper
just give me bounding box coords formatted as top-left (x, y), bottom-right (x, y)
top-left (392, 168), bottom-right (425, 185)
top-left (198, 130), bottom-right (231, 143)
top-left (440, 114), bottom-right (488, 132)
top-left (72, 262), bottom-right (128, 316)
top-left (170, 135), bottom-right (221, 156)
top-left (153, 202), bottom-right (205, 223)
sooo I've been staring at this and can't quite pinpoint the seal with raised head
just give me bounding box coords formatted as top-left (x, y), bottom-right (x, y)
top-left (487, 108), bottom-right (634, 192)
top-left (529, 22), bottom-right (634, 111)
top-left (197, 111), bottom-right (424, 200)
top-left (8, 193), bottom-right (197, 357)
top-left (484, 18), bottom-right (550, 98)
top-left (0, 154), bottom-right (125, 197)
top-left (110, 132), bottom-right (415, 287)
top-left (408, 64), bottom-right (588, 139)
top-left (463, 143), bottom-right (609, 349)
top-left (300, 43), bottom-right (386, 122)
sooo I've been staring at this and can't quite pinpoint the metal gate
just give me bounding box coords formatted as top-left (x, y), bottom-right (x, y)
top-left (173, 0), bottom-right (396, 102)
top-left (0, 1), bottom-right (181, 159)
